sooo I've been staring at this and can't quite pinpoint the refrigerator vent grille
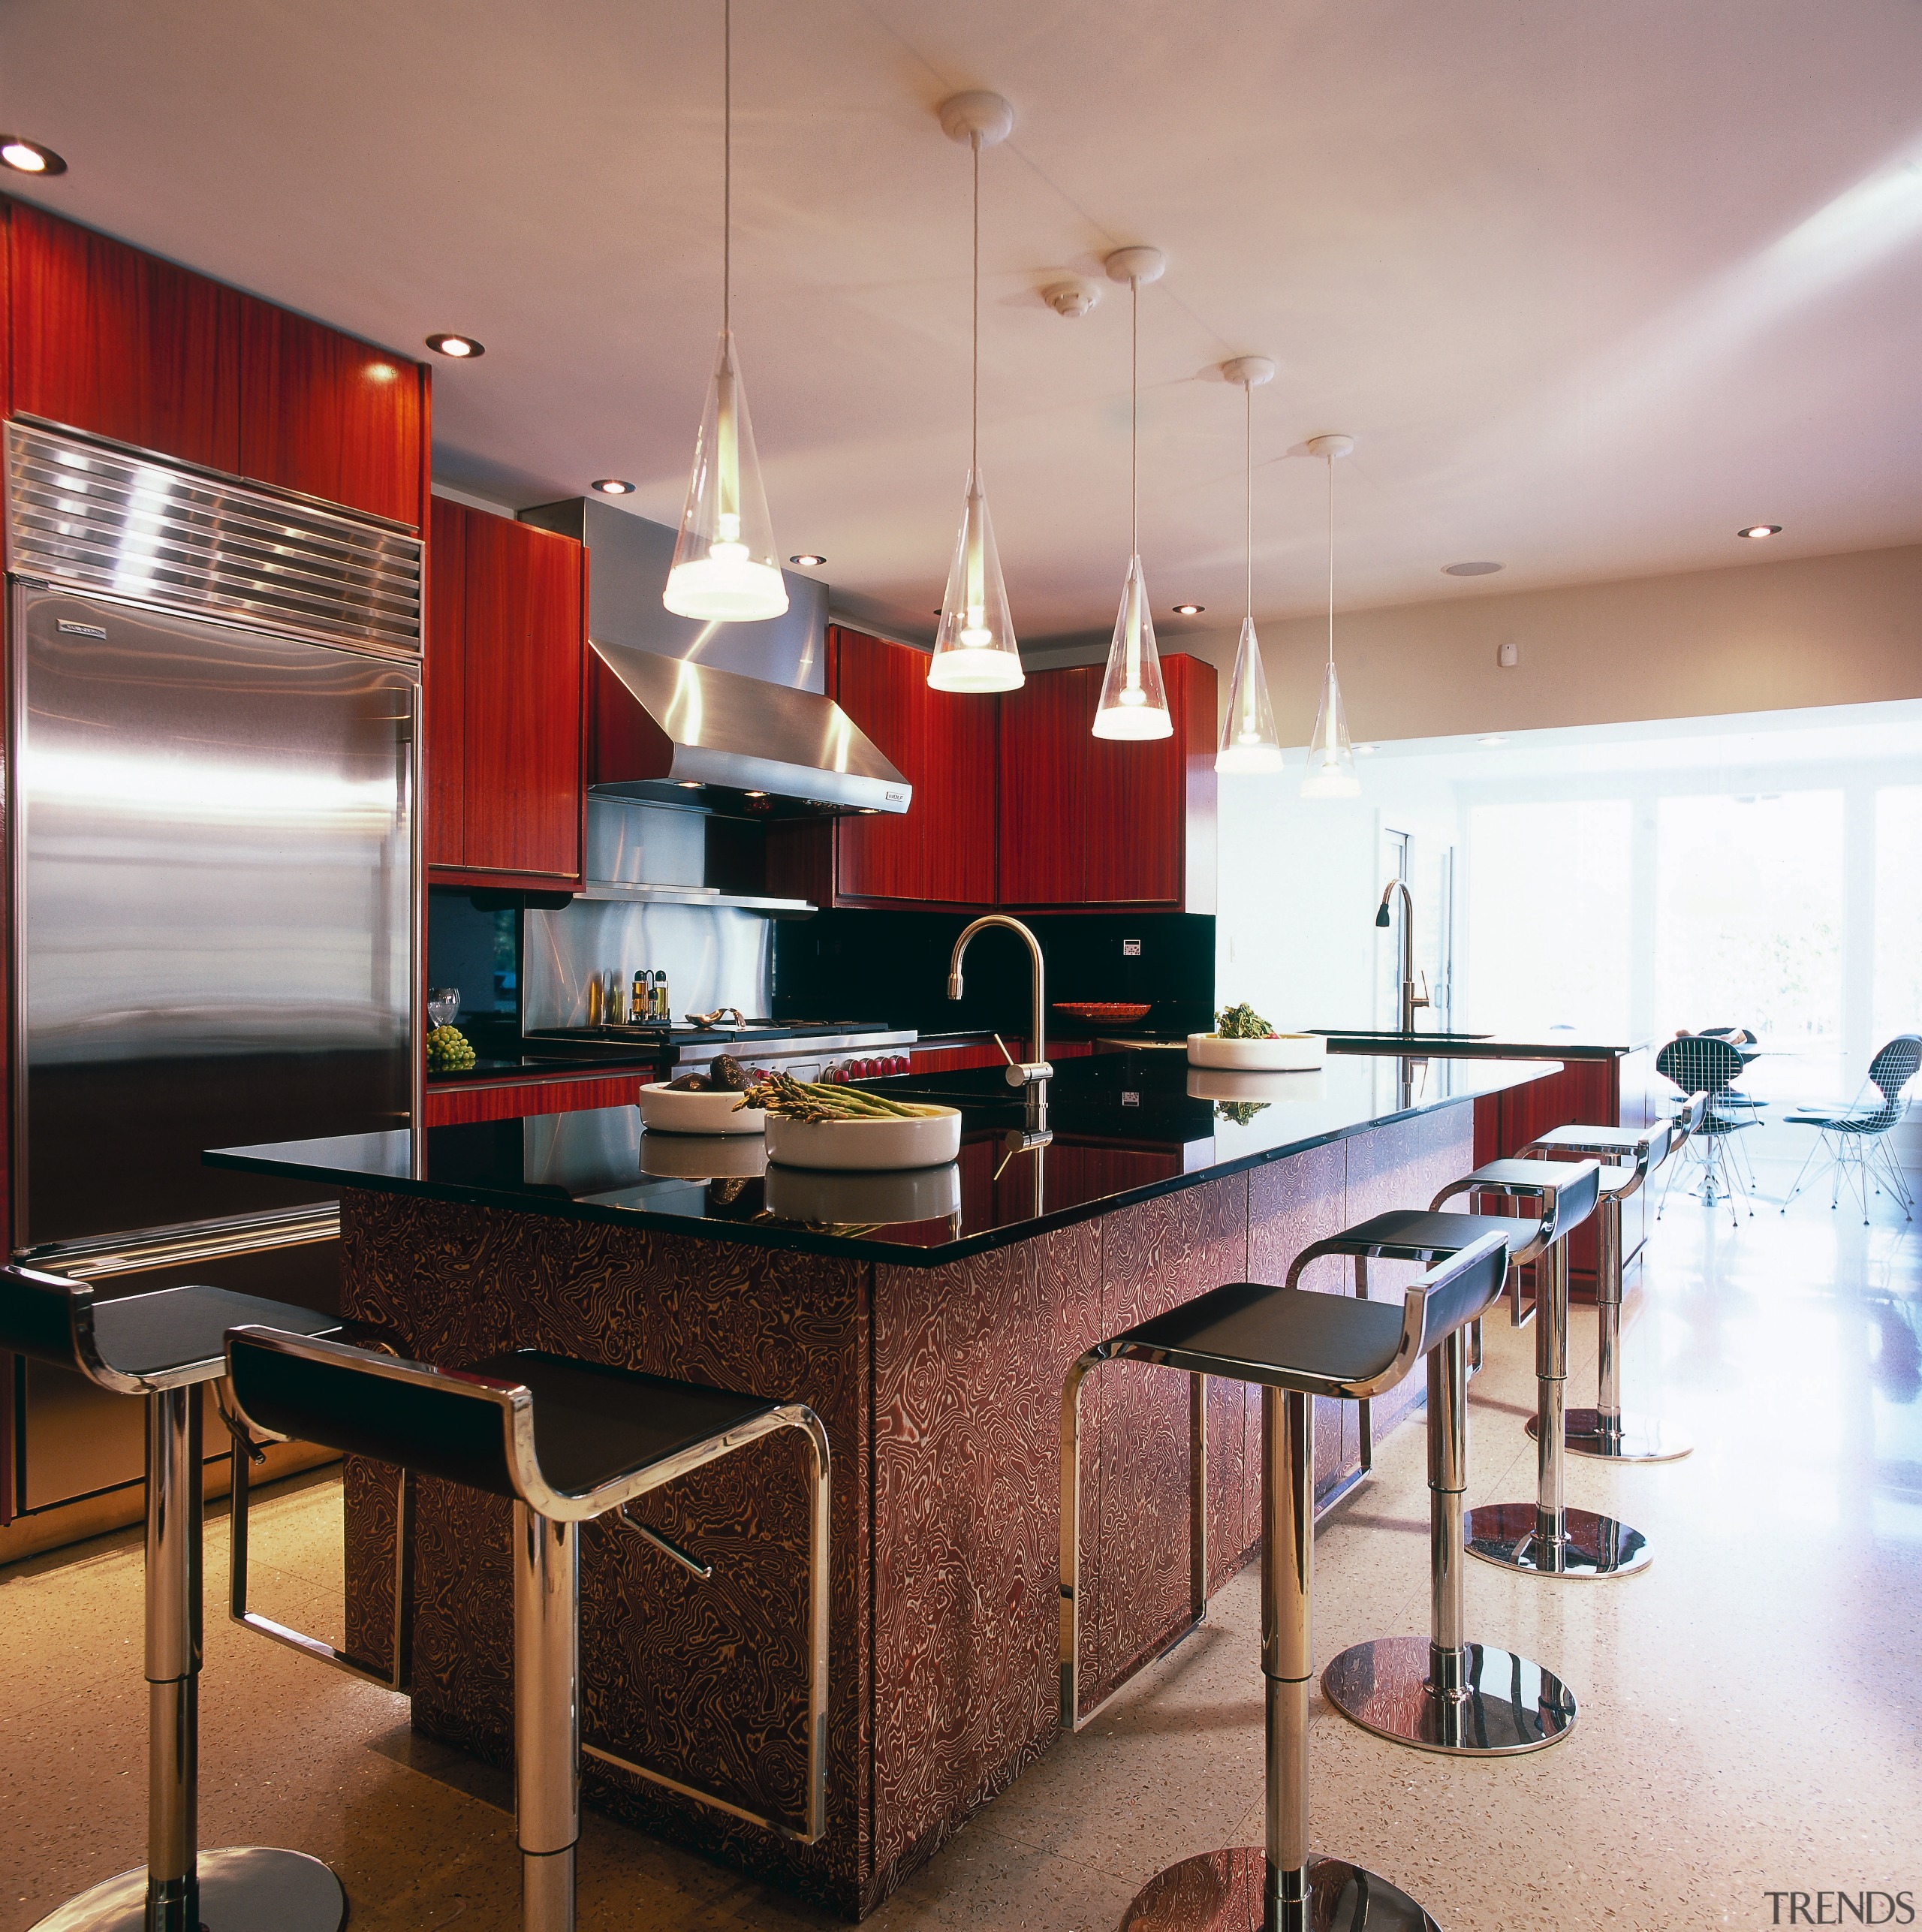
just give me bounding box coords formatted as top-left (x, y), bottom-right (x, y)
top-left (5, 420), bottom-right (422, 652)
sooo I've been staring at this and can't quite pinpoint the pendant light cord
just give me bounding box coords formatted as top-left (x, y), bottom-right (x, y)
top-left (1130, 276), bottom-right (1139, 559)
top-left (722, 0), bottom-right (732, 336)
top-left (972, 133), bottom-right (981, 477)
top-left (1325, 454), bottom-right (1336, 669)
top-left (1244, 382), bottom-right (1253, 621)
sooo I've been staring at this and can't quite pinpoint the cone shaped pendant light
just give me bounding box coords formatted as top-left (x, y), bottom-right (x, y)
top-left (1216, 357), bottom-right (1283, 773)
top-left (930, 93), bottom-right (1022, 693)
top-left (1300, 433), bottom-right (1360, 797)
top-left (1093, 248), bottom-right (1172, 740)
top-left (664, 0), bottom-right (788, 622)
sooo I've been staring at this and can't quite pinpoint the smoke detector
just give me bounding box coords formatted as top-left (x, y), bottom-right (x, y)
top-left (1044, 281), bottom-right (1099, 318)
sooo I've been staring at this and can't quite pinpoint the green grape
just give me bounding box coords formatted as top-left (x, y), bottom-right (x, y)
top-left (427, 1023), bottom-right (476, 1071)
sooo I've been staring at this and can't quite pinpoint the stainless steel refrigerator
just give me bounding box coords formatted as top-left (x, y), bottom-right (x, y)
top-left (5, 420), bottom-right (421, 1517)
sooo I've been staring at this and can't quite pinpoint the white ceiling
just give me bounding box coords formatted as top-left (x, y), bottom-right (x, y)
top-left (5, 0), bottom-right (1921, 643)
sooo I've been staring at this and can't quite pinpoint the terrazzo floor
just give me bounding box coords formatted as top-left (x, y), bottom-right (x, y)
top-left (4, 1165), bottom-right (1917, 1931)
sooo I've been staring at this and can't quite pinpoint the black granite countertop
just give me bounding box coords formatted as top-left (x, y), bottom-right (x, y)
top-left (211, 1049), bottom-right (1556, 1267)
top-left (1315, 1031), bottom-right (1649, 1061)
top-left (427, 1050), bottom-right (664, 1084)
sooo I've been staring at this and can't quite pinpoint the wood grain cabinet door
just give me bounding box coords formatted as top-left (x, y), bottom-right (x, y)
top-left (459, 509), bottom-right (584, 883)
top-left (423, 496), bottom-right (467, 870)
top-left (829, 626), bottom-right (998, 906)
top-left (997, 665), bottom-right (1092, 906)
top-left (1085, 663), bottom-right (1183, 904)
top-left (237, 295), bottom-right (424, 527)
top-left (8, 200), bottom-right (242, 473)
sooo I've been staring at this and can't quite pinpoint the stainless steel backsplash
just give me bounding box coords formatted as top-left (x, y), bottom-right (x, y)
top-left (523, 900), bottom-right (773, 1027)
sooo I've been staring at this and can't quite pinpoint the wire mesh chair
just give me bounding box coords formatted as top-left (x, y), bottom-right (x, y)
top-left (1655, 1033), bottom-right (1762, 1223)
top-left (1780, 1033), bottom-right (1920, 1225)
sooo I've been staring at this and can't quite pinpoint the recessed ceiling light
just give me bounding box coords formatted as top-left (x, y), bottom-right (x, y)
top-left (789, 553), bottom-right (827, 567)
top-left (1444, 561), bottom-right (1504, 577)
top-left (590, 478), bottom-right (635, 496)
top-left (743, 790), bottom-right (768, 798)
top-left (1171, 603), bottom-right (1204, 616)
top-left (1737, 524), bottom-right (1782, 539)
top-left (0, 137), bottom-right (67, 176)
top-left (676, 781), bottom-right (703, 790)
top-left (425, 333), bottom-right (484, 359)
top-left (1480, 734), bottom-right (1508, 746)
top-left (1356, 743), bottom-right (1378, 755)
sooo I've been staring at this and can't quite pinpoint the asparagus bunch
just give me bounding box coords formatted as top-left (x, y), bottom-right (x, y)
top-left (735, 1071), bottom-right (950, 1123)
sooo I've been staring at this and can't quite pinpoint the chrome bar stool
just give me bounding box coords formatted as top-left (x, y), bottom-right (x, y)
top-left (1287, 1214), bottom-right (1578, 1757)
top-left (223, 1327), bottom-right (830, 1932)
top-left (1436, 1159), bottom-right (1650, 1578)
top-left (1518, 1093), bottom-right (1706, 1463)
top-left (0, 1264), bottom-right (345, 1932)
top-left (1067, 1231), bottom-right (1509, 1932)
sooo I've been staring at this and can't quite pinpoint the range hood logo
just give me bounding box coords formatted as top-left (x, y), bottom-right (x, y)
top-left (57, 619), bottom-right (108, 638)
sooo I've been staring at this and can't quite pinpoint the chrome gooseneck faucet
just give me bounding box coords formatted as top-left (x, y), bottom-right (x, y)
top-left (947, 914), bottom-right (1053, 1129)
top-left (1376, 879), bottom-right (1430, 1037)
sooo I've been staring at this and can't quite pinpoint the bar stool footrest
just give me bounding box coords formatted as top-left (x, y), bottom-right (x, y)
top-left (1463, 1500), bottom-right (1652, 1578)
top-left (1527, 1406), bottom-right (1692, 1462)
top-left (1119, 1846), bottom-right (1438, 1932)
top-left (1322, 1634), bottom-right (1575, 1756)
top-left (29, 1846), bottom-right (345, 1932)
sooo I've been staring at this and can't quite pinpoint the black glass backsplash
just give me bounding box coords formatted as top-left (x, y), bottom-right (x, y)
top-left (772, 909), bottom-right (1215, 1039)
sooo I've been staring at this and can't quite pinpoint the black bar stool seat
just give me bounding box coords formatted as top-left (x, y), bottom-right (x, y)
top-left (1067, 1232), bottom-right (1511, 1932)
top-left (225, 1328), bottom-right (831, 1932)
top-left (2, 1266), bottom-right (345, 1932)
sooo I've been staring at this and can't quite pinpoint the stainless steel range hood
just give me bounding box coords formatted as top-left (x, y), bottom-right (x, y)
top-left (517, 495), bottom-right (910, 819)
top-left (589, 640), bottom-right (911, 816)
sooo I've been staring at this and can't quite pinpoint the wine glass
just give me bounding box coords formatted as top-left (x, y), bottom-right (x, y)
top-left (427, 987), bottom-right (461, 1029)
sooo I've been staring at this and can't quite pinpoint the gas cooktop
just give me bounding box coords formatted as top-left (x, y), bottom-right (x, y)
top-left (528, 1017), bottom-right (890, 1046)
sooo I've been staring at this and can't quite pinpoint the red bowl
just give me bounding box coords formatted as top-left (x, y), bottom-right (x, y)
top-left (1053, 1001), bottom-right (1152, 1023)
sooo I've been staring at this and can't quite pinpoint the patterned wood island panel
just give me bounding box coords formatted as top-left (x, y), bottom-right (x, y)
top-left (335, 1099), bottom-right (1476, 1918)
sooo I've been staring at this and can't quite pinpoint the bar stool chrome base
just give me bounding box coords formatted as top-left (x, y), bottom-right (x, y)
top-left (1120, 1846), bottom-right (1438, 1932)
top-left (29, 1846), bottom-right (347, 1932)
top-left (1527, 1406), bottom-right (1691, 1463)
top-left (1463, 1501), bottom-right (1651, 1578)
top-left (1322, 1634), bottom-right (1575, 1756)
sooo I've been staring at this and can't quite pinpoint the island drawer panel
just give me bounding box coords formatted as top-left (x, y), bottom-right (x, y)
top-left (424, 1072), bottom-right (649, 1125)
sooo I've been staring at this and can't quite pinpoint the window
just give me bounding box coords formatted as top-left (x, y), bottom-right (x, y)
top-left (1875, 785), bottom-right (1922, 1049)
top-left (1466, 800), bottom-right (1631, 1037)
top-left (1652, 791), bottom-right (1842, 1050)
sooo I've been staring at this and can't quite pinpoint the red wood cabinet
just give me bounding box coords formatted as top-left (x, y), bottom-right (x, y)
top-left (426, 501), bottom-right (586, 889)
top-left (8, 199), bottom-right (241, 474)
top-left (997, 665), bottom-right (1093, 906)
top-left (829, 626), bottom-right (996, 907)
top-left (424, 496), bottom-right (467, 870)
top-left (236, 295), bottom-right (425, 527)
top-left (426, 1071), bottom-right (645, 1127)
top-left (1001, 655), bottom-right (1216, 910)
top-left (4, 197), bottom-right (427, 530)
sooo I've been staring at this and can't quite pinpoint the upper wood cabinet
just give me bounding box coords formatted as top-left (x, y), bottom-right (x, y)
top-left (1000, 654), bottom-right (1216, 911)
top-left (4, 197), bottom-right (428, 529)
top-left (8, 199), bottom-right (243, 474)
top-left (236, 295), bottom-right (426, 527)
top-left (426, 499), bottom-right (586, 890)
top-left (828, 626), bottom-right (996, 908)
top-left (996, 665), bottom-right (1093, 906)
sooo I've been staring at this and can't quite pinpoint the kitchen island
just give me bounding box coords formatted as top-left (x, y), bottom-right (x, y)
top-left (209, 1047), bottom-right (1557, 1918)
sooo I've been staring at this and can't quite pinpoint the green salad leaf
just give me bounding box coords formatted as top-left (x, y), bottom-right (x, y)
top-left (1215, 1002), bottom-right (1276, 1040)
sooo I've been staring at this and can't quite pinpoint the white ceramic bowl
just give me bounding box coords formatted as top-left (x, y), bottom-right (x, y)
top-left (1185, 1065), bottom-right (1325, 1102)
top-left (636, 1082), bottom-right (765, 1135)
top-left (1186, 1032), bottom-right (1327, 1071)
top-left (637, 1131), bottom-right (769, 1180)
top-left (764, 1108), bottom-right (962, 1171)
top-left (764, 1160), bottom-right (961, 1225)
